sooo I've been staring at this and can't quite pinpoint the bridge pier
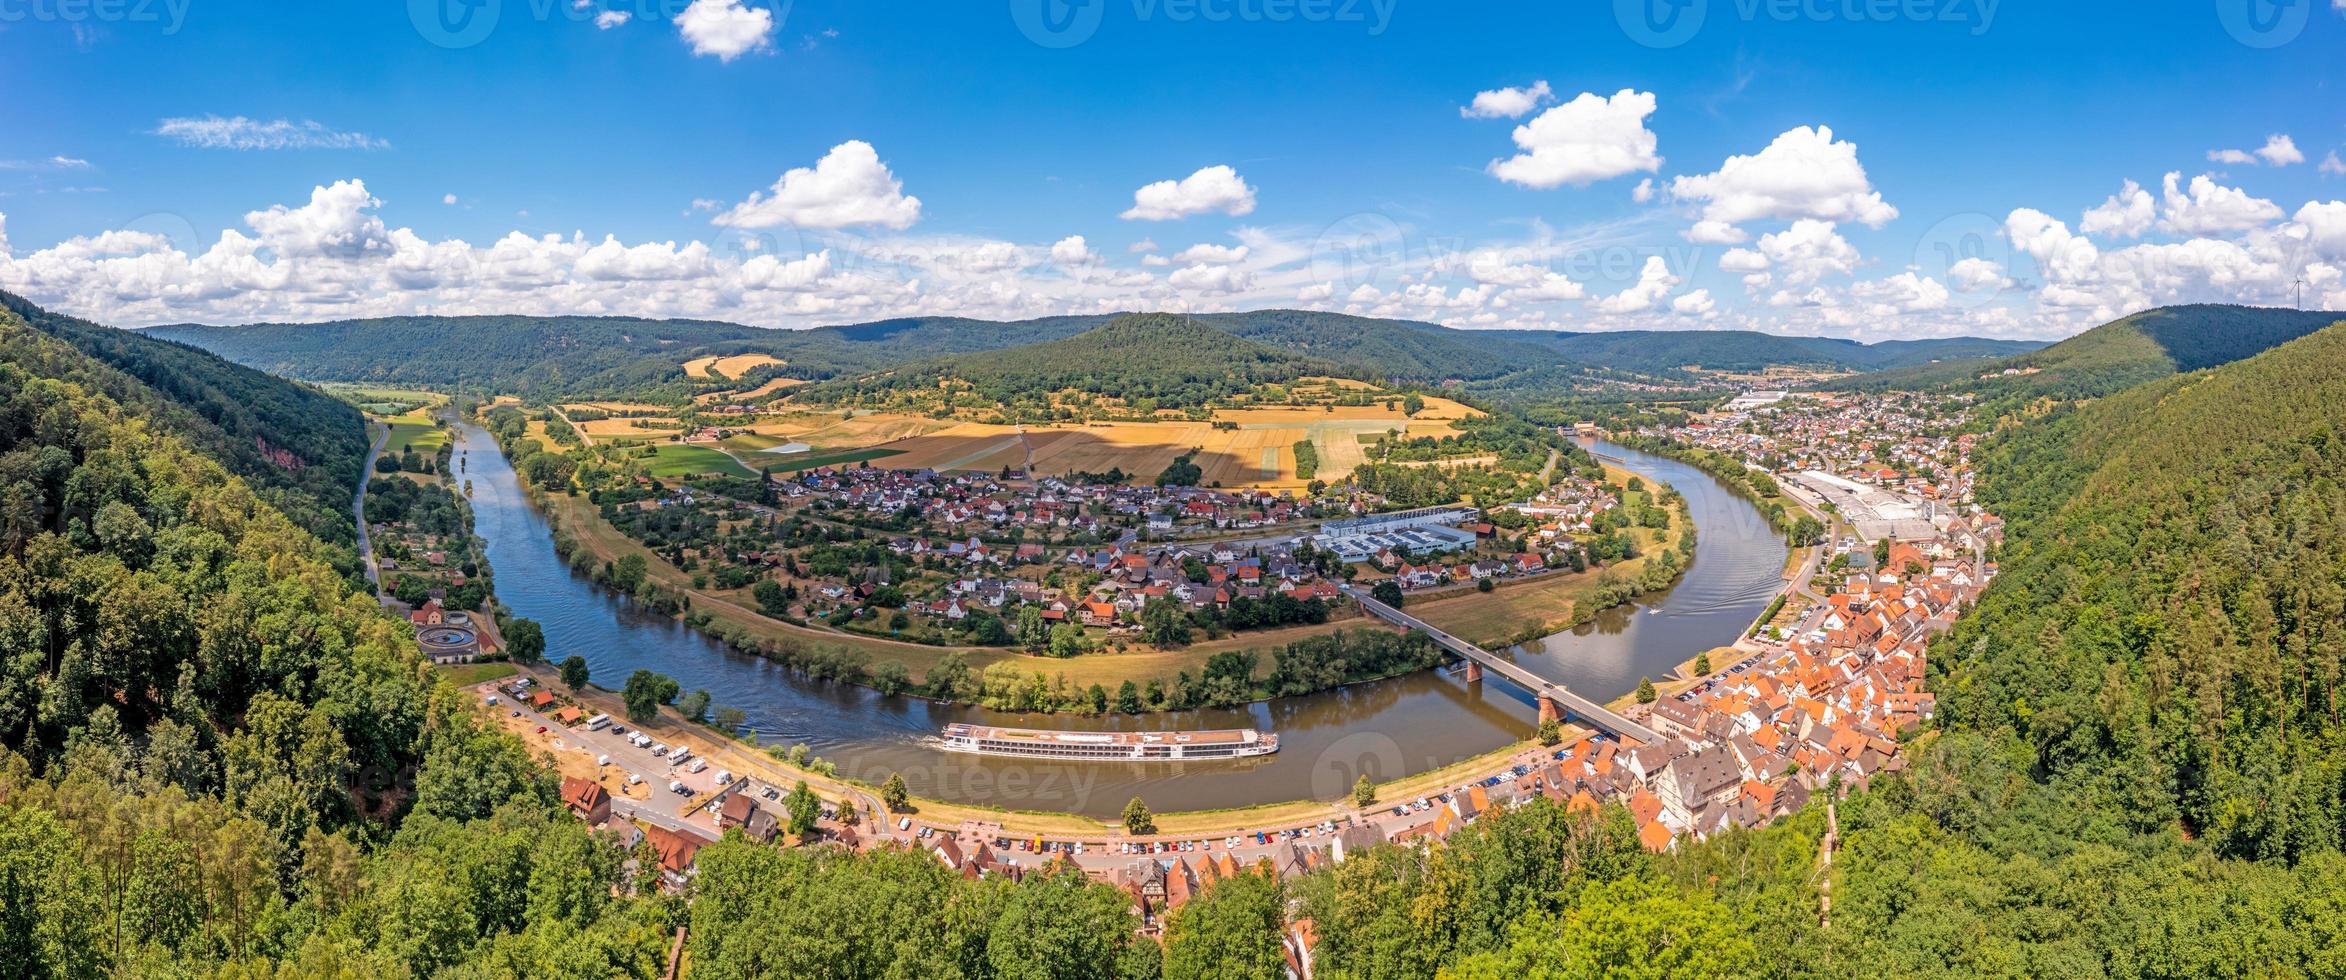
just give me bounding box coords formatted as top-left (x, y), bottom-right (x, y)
top-left (1537, 694), bottom-right (1560, 726)
top-left (1463, 661), bottom-right (1484, 683)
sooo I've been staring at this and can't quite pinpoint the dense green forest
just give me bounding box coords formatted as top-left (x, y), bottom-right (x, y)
top-left (1189, 309), bottom-right (1550, 381)
top-left (1, 291), bottom-right (368, 553)
top-left (1482, 328), bottom-right (2041, 377)
top-left (1831, 305), bottom-right (2344, 416)
top-left (155, 305), bottom-right (2039, 405)
top-left (0, 294), bottom-right (1170, 976)
top-left (150, 313), bottom-right (787, 403)
top-left (1945, 317), bottom-right (2346, 858)
top-left (794, 314), bottom-right (1344, 417)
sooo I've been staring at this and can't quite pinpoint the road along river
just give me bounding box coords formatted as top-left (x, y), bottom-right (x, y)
top-left (459, 423), bottom-right (1786, 818)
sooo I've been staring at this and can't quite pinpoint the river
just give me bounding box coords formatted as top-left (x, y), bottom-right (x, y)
top-left (458, 424), bottom-right (1786, 818)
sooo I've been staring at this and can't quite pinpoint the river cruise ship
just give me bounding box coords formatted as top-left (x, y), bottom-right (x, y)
top-left (939, 724), bottom-right (1278, 762)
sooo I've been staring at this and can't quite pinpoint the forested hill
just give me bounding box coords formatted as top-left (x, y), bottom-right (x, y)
top-left (151, 305), bottom-right (2046, 405)
top-left (0, 292), bottom-right (367, 550)
top-left (149, 313), bottom-right (779, 401)
top-left (1484, 328), bottom-right (2042, 376)
top-left (793, 313), bottom-right (1341, 416)
top-left (1833, 304), bottom-right (2344, 407)
top-left (1191, 310), bottom-right (1557, 380)
top-left (1940, 318), bottom-right (2346, 859)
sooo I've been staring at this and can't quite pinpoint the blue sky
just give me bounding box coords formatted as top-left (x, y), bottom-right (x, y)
top-left (2, 0), bottom-right (2343, 338)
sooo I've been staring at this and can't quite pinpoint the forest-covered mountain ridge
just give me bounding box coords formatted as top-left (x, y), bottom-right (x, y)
top-left (790, 312), bottom-right (1346, 416)
top-left (1831, 304), bottom-right (2344, 409)
top-left (149, 305), bottom-right (2040, 403)
top-left (0, 291), bottom-right (369, 552)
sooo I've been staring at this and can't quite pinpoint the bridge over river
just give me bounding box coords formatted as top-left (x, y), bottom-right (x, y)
top-left (1343, 585), bottom-right (1663, 745)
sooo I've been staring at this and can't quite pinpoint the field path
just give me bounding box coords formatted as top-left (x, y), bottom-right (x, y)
top-left (553, 406), bottom-right (594, 448)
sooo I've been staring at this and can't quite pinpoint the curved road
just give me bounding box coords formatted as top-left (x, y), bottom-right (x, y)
top-left (355, 422), bottom-right (388, 596)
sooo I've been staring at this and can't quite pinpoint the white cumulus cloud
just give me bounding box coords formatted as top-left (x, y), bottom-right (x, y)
top-left (2209, 134), bottom-right (2305, 167)
top-left (1671, 288), bottom-right (1715, 316)
top-left (1669, 125), bottom-right (1896, 238)
top-left (2158, 172), bottom-right (2282, 235)
top-left (1948, 257), bottom-right (2009, 292)
top-left (1120, 165), bottom-right (1257, 221)
top-left (1461, 80), bottom-right (1553, 119)
top-left (1592, 255), bottom-right (1679, 314)
top-left (676, 0), bottom-right (774, 61)
top-left (1487, 89), bottom-right (1661, 189)
top-left (2080, 178), bottom-right (2155, 239)
top-left (1050, 235), bottom-right (1100, 266)
top-left (1755, 219), bottom-right (1858, 286)
top-left (1174, 242), bottom-right (1249, 264)
top-left (713, 140), bottom-right (921, 230)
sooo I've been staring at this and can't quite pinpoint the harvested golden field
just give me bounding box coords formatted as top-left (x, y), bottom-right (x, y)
top-left (580, 417), bottom-right (684, 440)
top-left (694, 375), bottom-right (805, 404)
top-left (878, 422), bottom-right (1032, 473)
top-left (563, 401), bottom-right (671, 415)
top-left (742, 391), bottom-right (1478, 486)
top-left (869, 419), bottom-right (1308, 486)
top-left (684, 353), bottom-right (786, 379)
top-left (783, 412), bottom-right (959, 446)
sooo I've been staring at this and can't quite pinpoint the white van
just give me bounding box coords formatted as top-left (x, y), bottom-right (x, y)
top-left (597, 754), bottom-right (611, 767)
top-left (714, 770), bottom-right (733, 785)
top-left (626, 773), bottom-right (643, 785)
top-left (897, 817), bottom-right (912, 832)
top-left (686, 759), bottom-right (708, 774)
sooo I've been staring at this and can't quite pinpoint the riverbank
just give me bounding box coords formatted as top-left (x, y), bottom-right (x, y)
top-left (1411, 466), bottom-right (1694, 649)
top-left (501, 416), bottom-right (1685, 716)
top-left (474, 658), bottom-right (1566, 841)
top-left (455, 418), bottom-right (1790, 816)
